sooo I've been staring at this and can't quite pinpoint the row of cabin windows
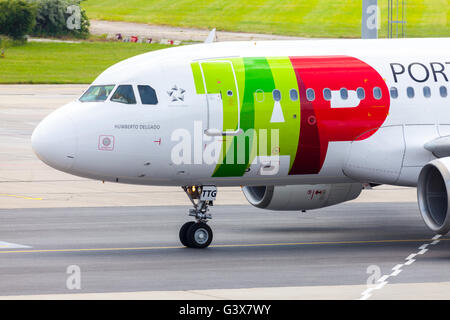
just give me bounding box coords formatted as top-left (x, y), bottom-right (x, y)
top-left (262, 85), bottom-right (449, 103)
top-left (79, 84), bottom-right (158, 105)
top-left (390, 86), bottom-right (448, 99)
top-left (267, 87), bottom-right (382, 102)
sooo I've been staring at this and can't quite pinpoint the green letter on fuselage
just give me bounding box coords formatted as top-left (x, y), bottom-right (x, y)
top-left (191, 57), bottom-right (301, 177)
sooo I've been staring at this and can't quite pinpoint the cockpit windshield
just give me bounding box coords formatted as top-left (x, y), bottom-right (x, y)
top-left (79, 85), bottom-right (115, 102)
top-left (111, 85), bottom-right (137, 104)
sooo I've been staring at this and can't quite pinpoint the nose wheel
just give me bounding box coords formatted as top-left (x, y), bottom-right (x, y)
top-left (180, 185), bottom-right (216, 249)
top-left (179, 221), bottom-right (213, 248)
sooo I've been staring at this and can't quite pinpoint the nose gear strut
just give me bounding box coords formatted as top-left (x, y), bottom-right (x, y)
top-left (179, 185), bottom-right (217, 248)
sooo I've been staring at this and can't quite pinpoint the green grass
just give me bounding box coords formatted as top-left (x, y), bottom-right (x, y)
top-left (0, 41), bottom-right (168, 84)
top-left (82, 0), bottom-right (449, 38)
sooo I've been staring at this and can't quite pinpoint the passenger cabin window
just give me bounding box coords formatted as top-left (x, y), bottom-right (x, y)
top-left (138, 85), bottom-right (158, 105)
top-left (440, 86), bottom-right (448, 98)
top-left (290, 89), bottom-right (299, 101)
top-left (79, 85), bottom-right (115, 102)
top-left (357, 87), bottom-right (365, 100)
top-left (390, 87), bottom-right (398, 99)
top-left (340, 88), bottom-right (348, 100)
top-left (306, 88), bottom-right (315, 101)
top-left (273, 89), bottom-right (281, 102)
top-left (373, 87), bottom-right (382, 100)
top-left (407, 87), bottom-right (415, 99)
top-left (323, 88), bottom-right (331, 101)
top-left (423, 86), bottom-right (431, 98)
top-left (111, 85), bottom-right (136, 104)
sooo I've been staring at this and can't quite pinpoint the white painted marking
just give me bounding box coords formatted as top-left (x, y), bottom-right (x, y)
top-left (0, 241), bottom-right (31, 249)
top-left (404, 259), bottom-right (415, 265)
top-left (358, 235), bottom-right (443, 300)
top-left (330, 90), bottom-right (361, 108)
top-left (390, 264), bottom-right (404, 276)
top-left (359, 293), bottom-right (372, 300)
top-left (406, 253), bottom-right (417, 260)
top-left (374, 281), bottom-right (388, 290)
top-left (418, 248), bottom-right (428, 255)
top-left (392, 264), bottom-right (404, 271)
top-left (270, 101), bottom-right (285, 123)
top-left (390, 269), bottom-right (402, 277)
top-left (361, 288), bottom-right (374, 296)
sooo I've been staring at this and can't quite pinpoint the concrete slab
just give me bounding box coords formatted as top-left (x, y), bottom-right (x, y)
top-left (2, 282), bottom-right (449, 300)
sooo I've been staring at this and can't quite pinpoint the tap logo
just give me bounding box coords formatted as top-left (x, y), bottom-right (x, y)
top-left (190, 56), bottom-right (390, 178)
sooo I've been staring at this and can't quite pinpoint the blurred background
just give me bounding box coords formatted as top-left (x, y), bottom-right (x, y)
top-left (0, 0), bottom-right (448, 84)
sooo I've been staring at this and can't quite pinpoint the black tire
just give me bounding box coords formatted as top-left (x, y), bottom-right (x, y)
top-left (179, 221), bottom-right (196, 247)
top-left (186, 222), bottom-right (213, 249)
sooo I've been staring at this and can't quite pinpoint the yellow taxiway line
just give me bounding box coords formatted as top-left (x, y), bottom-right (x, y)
top-left (0, 194), bottom-right (42, 200)
top-left (0, 238), bottom-right (447, 254)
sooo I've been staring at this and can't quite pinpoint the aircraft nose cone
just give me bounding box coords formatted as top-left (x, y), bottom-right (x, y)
top-left (31, 110), bottom-right (76, 171)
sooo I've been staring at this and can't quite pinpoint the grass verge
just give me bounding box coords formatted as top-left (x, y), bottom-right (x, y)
top-left (83, 0), bottom-right (449, 38)
top-left (0, 40), bottom-right (168, 84)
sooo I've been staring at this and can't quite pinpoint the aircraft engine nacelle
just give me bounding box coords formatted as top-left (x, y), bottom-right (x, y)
top-left (242, 183), bottom-right (363, 211)
top-left (417, 158), bottom-right (450, 235)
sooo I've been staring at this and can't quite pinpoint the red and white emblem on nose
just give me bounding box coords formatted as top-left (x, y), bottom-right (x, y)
top-left (98, 135), bottom-right (115, 151)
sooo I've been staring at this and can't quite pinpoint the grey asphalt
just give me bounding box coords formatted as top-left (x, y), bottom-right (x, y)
top-left (0, 202), bottom-right (448, 296)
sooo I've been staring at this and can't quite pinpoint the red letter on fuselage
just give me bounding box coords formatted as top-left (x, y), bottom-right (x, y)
top-left (288, 56), bottom-right (390, 175)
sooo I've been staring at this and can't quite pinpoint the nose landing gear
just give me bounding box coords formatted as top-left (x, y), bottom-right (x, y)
top-left (180, 185), bottom-right (216, 249)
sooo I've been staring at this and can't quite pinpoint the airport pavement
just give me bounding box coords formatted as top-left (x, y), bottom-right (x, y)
top-left (3, 282), bottom-right (450, 300)
top-left (0, 203), bottom-right (448, 299)
top-left (0, 85), bottom-right (448, 299)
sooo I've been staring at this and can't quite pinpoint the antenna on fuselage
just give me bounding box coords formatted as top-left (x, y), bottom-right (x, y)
top-left (204, 28), bottom-right (217, 43)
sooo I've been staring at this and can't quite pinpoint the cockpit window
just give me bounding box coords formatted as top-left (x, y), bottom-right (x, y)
top-left (79, 85), bottom-right (115, 102)
top-left (138, 85), bottom-right (158, 105)
top-left (111, 85), bottom-right (136, 104)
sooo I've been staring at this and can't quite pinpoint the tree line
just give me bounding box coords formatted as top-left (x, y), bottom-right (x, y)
top-left (0, 0), bottom-right (89, 40)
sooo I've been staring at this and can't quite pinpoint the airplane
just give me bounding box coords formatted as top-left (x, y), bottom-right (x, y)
top-left (31, 38), bottom-right (450, 249)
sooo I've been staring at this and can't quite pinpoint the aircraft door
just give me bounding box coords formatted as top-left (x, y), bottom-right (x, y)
top-left (199, 61), bottom-right (242, 136)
